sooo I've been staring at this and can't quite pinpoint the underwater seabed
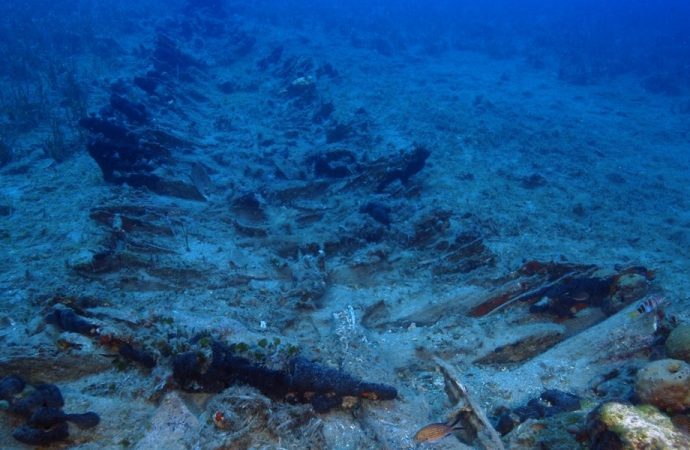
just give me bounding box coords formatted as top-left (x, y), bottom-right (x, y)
top-left (1, 1), bottom-right (690, 449)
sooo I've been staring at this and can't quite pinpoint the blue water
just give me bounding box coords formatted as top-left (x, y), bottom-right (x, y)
top-left (1, 1), bottom-right (689, 448)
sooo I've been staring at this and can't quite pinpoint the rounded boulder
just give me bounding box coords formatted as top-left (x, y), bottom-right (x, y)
top-left (634, 359), bottom-right (690, 412)
top-left (665, 324), bottom-right (690, 363)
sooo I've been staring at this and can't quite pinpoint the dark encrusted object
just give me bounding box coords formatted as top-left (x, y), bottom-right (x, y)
top-left (360, 201), bottom-right (392, 226)
top-left (28, 407), bottom-right (100, 430)
top-left (45, 307), bottom-right (99, 336)
top-left (118, 342), bottom-right (157, 369)
top-left (173, 340), bottom-right (397, 412)
top-left (13, 422), bottom-right (70, 446)
top-left (230, 191), bottom-right (266, 222)
top-left (110, 94), bottom-right (148, 124)
top-left (326, 122), bottom-right (353, 143)
top-left (10, 384), bottom-right (65, 418)
top-left (0, 375), bottom-right (25, 401)
top-left (312, 101), bottom-right (334, 124)
top-left (79, 116), bottom-right (166, 182)
top-left (46, 306), bottom-right (156, 369)
top-left (80, 115), bottom-right (204, 201)
top-left (153, 34), bottom-right (205, 73)
top-left (516, 389), bottom-right (581, 419)
top-left (494, 389), bottom-right (581, 435)
top-left (286, 357), bottom-right (397, 412)
top-left (79, 116), bottom-right (137, 145)
top-left (1, 377), bottom-right (100, 445)
top-left (520, 173), bottom-right (547, 189)
top-left (134, 72), bottom-right (161, 95)
top-left (529, 276), bottom-right (613, 318)
top-left (376, 144), bottom-right (431, 191)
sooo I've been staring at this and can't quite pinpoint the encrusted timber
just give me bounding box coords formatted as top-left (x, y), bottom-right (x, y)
top-left (434, 357), bottom-right (505, 450)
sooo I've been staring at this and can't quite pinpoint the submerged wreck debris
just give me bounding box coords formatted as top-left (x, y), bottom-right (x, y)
top-left (285, 250), bottom-right (329, 309)
top-left (152, 33), bottom-right (206, 73)
top-left (0, 376), bottom-right (99, 446)
top-left (45, 305), bottom-right (157, 369)
top-left (230, 191), bottom-right (267, 222)
top-left (80, 115), bottom-right (204, 201)
top-left (429, 357), bottom-right (505, 449)
top-left (89, 205), bottom-right (175, 237)
top-left (376, 144), bottom-right (431, 192)
top-left (173, 340), bottom-right (397, 413)
top-left (406, 209), bottom-right (495, 276)
top-left (109, 93), bottom-right (149, 124)
top-left (493, 389), bottom-right (581, 435)
top-left (430, 231), bottom-right (495, 275)
top-left (474, 331), bottom-right (565, 365)
top-left (360, 201), bottom-right (392, 226)
top-left (409, 209), bottom-right (452, 247)
top-left (45, 306), bottom-right (100, 336)
top-left (79, 33), bottom-right (208, 202)
top-left (310, 148), bottom-right (359, 178)
top-left (0, 375), bottom-right (25, 402)
top-left (108, 338), bottom-right (157, 369)
top-left (467, 262), bottom-right (653, 364)
top-left (75, 204), bottom-right (210, 288)
top-left (285, 75), bottom-right (317, 102)
top-left (468, 261), bottom-right (653, 319)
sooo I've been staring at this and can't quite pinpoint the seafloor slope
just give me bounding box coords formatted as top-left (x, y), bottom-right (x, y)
top-left (0, 2), bottom-right (689, 449)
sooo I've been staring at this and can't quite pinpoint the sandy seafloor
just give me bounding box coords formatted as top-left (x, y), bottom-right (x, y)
top-left (0, 2), bottom-right (689, 449)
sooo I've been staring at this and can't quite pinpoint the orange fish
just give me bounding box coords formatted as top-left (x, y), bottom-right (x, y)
top-left (414, 416), bottom-right (463, 443)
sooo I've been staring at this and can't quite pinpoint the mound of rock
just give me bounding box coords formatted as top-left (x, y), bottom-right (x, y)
top-left (665, 324), bottom-right (690, 363)
top-left (587, 402), bottom-right (690, 449)
top-left (634, 359), bottom-right (690, 412)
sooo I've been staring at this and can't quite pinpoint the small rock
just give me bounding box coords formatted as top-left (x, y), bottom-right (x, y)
top-left (134, 392), bottom-right (200, 450)
top-left (634, 359), bottom-right (690, 412)
top-left (665, 324), bottom-right (690, 363)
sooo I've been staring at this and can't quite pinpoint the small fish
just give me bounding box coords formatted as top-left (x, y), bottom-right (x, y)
top-left (629, 294), bottom-right (666, 318)
top-left (413, 416), bottom-right (463, 443)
